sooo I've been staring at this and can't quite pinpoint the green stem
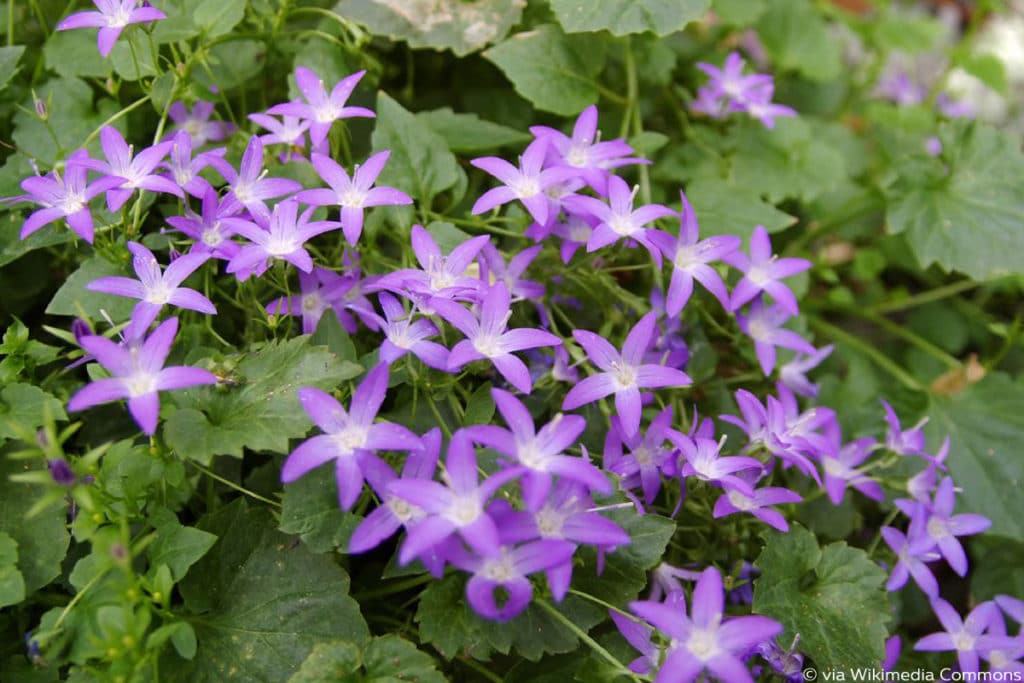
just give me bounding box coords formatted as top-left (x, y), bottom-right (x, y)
top-left (869, 279), bottom-right (983, 315)
top-left (352, 574), bottom-right (433, 601)
top-left (535, 598), bottom-right (643, 682)
top-left (810, 318), bottom-right (925, 393)
top-left (82, 95), bottom-right (151, 147)
top-left (825, 304), bottom-right (961, 370)
top-left (567, 588), bottom-right (641, 622)
top-left (459, 656), bottom-right (503, 683)
top-left (187, 462), bottom-right (282, 508)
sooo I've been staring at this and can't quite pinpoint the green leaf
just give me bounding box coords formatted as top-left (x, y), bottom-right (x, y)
top-left (0, 457), bottom-right (70, 593)
top-left (549, 0), bottom-right (709, 36)
top-left (871, 14), bottom-right (944, 54)
top-left (956, 54), bottom-right (1008, 95)
top-left (971, 536), bottom-right (1024, 602)
top-left (886, 121), bottom-right (1024, 280)
top-left (169, 499), bottom-right (369, 680)
top-left (279, 467), bottom-right (363, 553)
top-left (0, 45), bottom-right (26, 90)
top-left (685, 178), bottom-right (796, 240)
top-left (418, 108), bottom-right (531, 153)
top-left (371, 92), bottom-right (460, 204)
top-left (332, 0), bottom-right (522, 56)
top-left (753, 525), bottom-right (890, 671)
top-left (756, 0), bottom-right (842, 82)
top-left (309, 314), bottom-right (357, 364)
top-left (463, 383), bottom-right (495, 425)
top-left (0, 383), bottom-right (66, 444)
top-left (193, 0), bottom-right (246, 37)
top-left (425, 221), bottom-right (472, 254)
top-left (147, 509), bottom-right (218, 582)
top-left (484, 25), bottom-right (607, 116)
top-left (925, 373), bottom-right (1024, 542)
top-left (164, 337), bottom-right (363, 464)
top-left (712, 0), bottom-right (767, 25)
top-left (12, 78), bottom-right (119, 166)
top-left (46, 256), bottom-right (136, 320)
top-left (109, 39), bottom-right (158, 80)
top-left (288, 635), bottom-right (447, 683)
top-left (0, 532), bottom-right (26, 608)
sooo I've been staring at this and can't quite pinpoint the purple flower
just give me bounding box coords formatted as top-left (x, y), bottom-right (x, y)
top-left (373, 225), bottom-right (489, 306)
top-left (737, 298), bottom-right (816, 376)
top-left (743, 83), bottom-right (798, 129)
top-left (48, 459), bottom-right (76, 487)
top-left (613, 591), bottom-right (686, 674)
top-left (465, 388), bottom-right (610, 509)
top-left (996, 595), bottom-right (1024, 626)
top-left (563, 175), bottom-right (674, 264)
top-left (268, 67), bottom-right (375, 146)
top-left (56, 0), bottom-right (166, 57)
top-left (713, 482), bottom-right (801, 531)
top-left (648, 191), bottom-right (740, 315)
top-left (693, 52), bottom-right (795, 128)
top-left (387, 430), bottom-right (522, 564)
top-left (916, 600), bottom-right (1017, 673)
top-left (668, 432), bottom-right (763, 497)
top-left (479, 243), bottom-right (544, 301)
top-left (281, 364), bottom-right (422, 510)
top-left (779, 345), bottom-right (833, 399)
top-left (550, 213), bottom-right (596, 263)
top-left (881, 400), bottom-right (930, 457)
top-left (529, 105), bottom-right (646, 193)
top-left (446, 540), bottom-right (576, 622)
top-left (821, 437), bottom-right (883, 506)
top-left (265, 268), bottom-right (351, 334)
top-left (563, 313), bottom-right (691, 436)
top-left (87, 242), bottom-right (215, 329)
top-left (757, 636), bottom-right (804, 682)
top-left (249, 112), bottom-right (310, 148)
top-left (604, 406), bottom-right (676, 505)
top-left (896, 477), bottom-right (991, 577)
top-left (160, 131), bottom-right (233, 198)
top-left (434, 282), bottom-right (562, 394)
top-left (471, 138), bottom-right (577, 226)
top-left (726, 226), bottom-right (810, 315)
top-left (349, 428), bottom-right (442, 554)
top-left (12, 151), bottom-right (123, 243)
top-left (296, 152), bottom-right (412, 245)
top-left (983, 612), bottom-right (1024, 676)
top-left (650, 564), bottom-right (703, 602)
top-left (630, 566), bottom-right (784, 683)
top-left (226, 197), bottom-right (339, 279)
top-left (168, 101), bottom-right (234, 147)
top-left (880, 526), bottom-right (941, 598)
top-left (165, 187), bottom-right (246, 261)
top-left (372, 293), bottom-right (449, 370)
top-left (79, 127), bottom-right (182, 212)
top-left (222, 136), bottom-right (302, 221)
top-left (67, 318), bottom-right (217, 435)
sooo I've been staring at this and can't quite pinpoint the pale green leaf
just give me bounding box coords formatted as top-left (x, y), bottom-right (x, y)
top-left (549, 0), bottom-right (709, 36)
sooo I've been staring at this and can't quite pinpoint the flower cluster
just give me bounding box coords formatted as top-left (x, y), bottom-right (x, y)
top-left (691, 51), bottom-right (797, 128)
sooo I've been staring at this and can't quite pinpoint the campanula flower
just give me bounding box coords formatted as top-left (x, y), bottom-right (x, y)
top-left (479, 243), bottom-right (544, 302)
top-left (668, 432), bottom-right (763, 497)
top-left (168, 101), bottom-right (234, 147)
top-left (896, 477), bottom-right (991, 577)
top-left (915, 600), bottom-right (1016, 673)
top-left (268, 67), bottom-right (375, 146)
top-left (821, 437), bottom-right (883, 506)
top-left (160, 131), bottom-right (233, 198)
top-left (371, 293), bottom-right (450, 370)
top-left (265, 268), bottom-right (352, 334)
top-left (249, 113), bottom-right (311, 161)
top-left (471, 138), bottom-right (577, 226)
top-left (779, 344), bottom-right (833, 399)
top-left (222, 136), bottom-right (302, 221)
top-left (67, 318), bottom-right (217, 435)
top-left (165, 187), bottom-right (247, 261)
top-left (56, 0), bottom-right (166, 57)
top-left (226, 197), bottom-right (340, 279)
top-left (881, 399), bottom-right (931, 457)
top-left (881, 526), bottom-right (941, 598)
top-left (726, 226), bottom-right (810, 315)
top-left (737, 298), bottom-right (817, 376)
top-left (373, 225), bottom-right (489, 306)
top-left (604, 406), bottom-right (676, 505)
top-left (79, 127), bottom-right (182, 212)
top-left (712, 480), bottom-right (802, 531)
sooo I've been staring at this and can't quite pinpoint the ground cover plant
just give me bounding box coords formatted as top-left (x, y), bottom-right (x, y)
top-left (1, 0), bottom-right (1024, 681)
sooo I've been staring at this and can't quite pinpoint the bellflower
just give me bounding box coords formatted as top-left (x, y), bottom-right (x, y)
top-left (168, 101), bottom-right (234, 147)
top-left (434, 282), bottom-right (562, 394)
top-left (67, 318), bottom-right (217, 435)
top-left (281, 364), bottom-right (423, 510)
top-left (78, 127), bottom-right (181, 212)
top-left (226, 197), bottom-right (340, 279)
top-left (629, 566), bottom-right (784, 683)
top-left (650, 564), bottom-right (703, 602)
top-left (779, 344), bottom-right (833, 398)
top-left (471, 138), bottom-right (577, 226)
top-left (695, 52), bottom-right (773, 115)
top-left (668, 432), bottom-right (763, 497)
top-left (12, 151), bottom-right (124, 243)
top-left (551, 213), bottom-right (597, 263)
top-left (165, 187), bottom-right (247, 261)
top-left (881, 526), bottom-right (941, 598)
top-left (372, 293), bottom-right (450, 370)
top-left (821, 437), bottom-right (884, 505)
top-left (713, 479), bottom-right (802, 532)
top-left (983, 614), bottom-right (1024, 676)
top-left (446, 540), bottom-right (576, 622)
top-left (563, 313), bottom-right (691, 436)
top-left (265, 268), bottom-right (351, 334)
top-left (996, 595), bottom-right (1024, 626)
top-left (725, 226), bottom-right (809, 315)
top-left (881, 399), bottom-right (931, 457)
top-left (737, 298), bottom-right (817, 376)
top-left (744, 82), bottom-right (798, 129)
top-left (249, 112), bottom-right (311, 154)
top-left (613, 592), bottom-right (687, 675)
top-left (87, 242), bottom-right (215, 329)
top-left (374, 225), bottom-right (489, 306)
top-left (648, 191), bottom-right (740, 315)
top-left (757, 636), bottom-right (805, 682)
top-left (604, 406), bottom-right (677, 505)
top-left (915, 600), bottom-right (1016, 673)
top-left (349, 428), bottom-right (441, 555)
top-left (465, 388), bottom-right (610, 509)
top-left (562, 175), bottom-right (674, 264)
top-left (222, 136), bottom-right (302, 221)
top-left (268, 67), bottom-right (375, 146)
top-left (297, 152), bottom-right (412, 245)
top-left (56, 0), bottom-right (166, 57)
top-left (387, 430), bottom-right (523, 564)
top-left (479, 243), bottom-right (544, 301)
top-left (160, 131), bottom-right (233, 198)
top-left (896, 477), bottom-right (991, 577)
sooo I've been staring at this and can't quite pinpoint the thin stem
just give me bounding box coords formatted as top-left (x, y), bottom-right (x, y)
top-left (869, 279), bottom-right (983, 315)
top-left (82, 95), bottom-right (151, 147)
top-left (568, 588), bottom-right (641, 622)
top-left (810, 318), bottom-right (925, 393)
top-left (352, 574), bottom-right (433, 601)
top-left (187, 461), bottom-right (282, 508)
top-left (824, 304), bottom-right (961, 370)
top-left (535, 598), bottom-right (643, 682)
top-left (55, 568), bottom-right (109, 628)
top-left (459, 656), bottom-right (503, 683)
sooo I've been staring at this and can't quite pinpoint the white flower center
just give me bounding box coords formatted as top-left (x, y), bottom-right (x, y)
top-left (264, 234), bottom-right (298, 257)
top-left (747, 318), bottom-right (770, 341)
top-left (339, 187), bottom-right (366, 208)
top-left (686, 626), bottom-right (720, 661)
top-left (60, 188), bottom-right (86, 215)
top-left (331, 425), bottom-right (368, 454)
top-left (633, 446), bottom-right (654, 466)
top-left (480, 550), bottom-right (517, 582)
top-left (535, 507), bottom-right (565, 538)
top-left (201, 222), bottom-right (223, 246)
top-left (145, 282), bottom-right (174, 305)
top-left (473, 335), bottom-right (502, 358)
top-left (566, 144), bottom-right (589, 167)
top-left (747, 265), bottom-right (770, 286)
top-left (302, 292), bottom-right (324, 314)
top-left (106, 3), bottom-right (133, 28)
top-left (610, 361), bottom-right (637, 390)
top-left (952, 630), bottom-right (976, 653)
top-left (512, 177), bottom-right (540, 198)
top-left (726, 488), bottom-right (756, 511)
top-left (123, 371), bottom-right (157, 398)
top-left (926, 516), bottom-right (950, 540)
top-left (313, 103), bottom-right (338, 124)
top-left (387, 495), bottom-right (419, 523)
top-left (447, 496), bottom-right (481, 526)
top-left (608, 214), bottom-right (635, 237)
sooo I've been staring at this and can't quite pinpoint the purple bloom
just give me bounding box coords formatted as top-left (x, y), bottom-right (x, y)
top-left (876, 72), bottom-right (928, 107)
top-left (881, 399), bottom-right (930, 457)
top-left (916, 600), bottom-right (1017, 673)
top-left (87, 242), bottom-right (215, 329)
top-left (349, 428), bottom-right (441, 554)
top-left (613, 591), bottom-right (686, 674)
top-left (821, 437), bottom-right (883, 506)
top-left (387, 430), bottom-right (522, 564)
top-left (648, 191), bottom-right (740, 315)
top-left (446, 540), bottom-right (576, 622)
top-left (67, 318), bottom-right (217, 435)
top-left (372, 293), bottom-right (449, 370)
top-left (374, 225), bottom-right (489, 306)
top-left (550, 213), bottom-right (596, 263)
top-left (56, 0), bottom-right (166, 57)
top-left (48, 459), bottom-right (76, 487)
top-left (726, 226), bottom-right (810, 315)
top-left (737, 298), bottom-right (816, 376)
top-left (222, 136), bottom-right (302, 221)
top-left (268, 67), bottom-right (375, 146)
top-left (12, 151), bottom-right (123, 243)
top-left (226, 197), bottom-right (339, 279)
top-left (281, 364), bottom-right (422, 510)
top-left (465, 388), bottom-right (610, 509)
top-left (779, 345), bottom-right (833, 398)
top-left (265, 268), bottom-right (351, 334)
top-left (249, 113), bottom-right (311, 162)
top-left (984, 612), bottom-right (1024, 676)
top-left (743, 83), bottom-right (798, 129)
top-left (471, 138), bottom-right (577, 226)
top-left (881, 526), bottom-right (941, 598)
top-left (884, 636), bottom-right (902, 672)
top-left (160, 131), bottom-right (233, 198)
top-left (630, 566), bottom-right (784, 683)
top-left (996, 596), bottom-right (1024, 626)
top-left (896, 477), bottom-right (991, 577)
top-left (650, 564), bottom-right (703, 602)
top-left (434, 282), bottom-right (562, 394)
top-left (604, 406), bottom-right (676, 505)
top-left (757, 636), bottom-right (804, 682)
top-left (165, 187), bottom-right (246, 261)
top-left (668, 432), bottom-right (763, 497)
top-left (479, 243), bottom-right (544, 301)
top-left (168, 101), bottom-right (234, 147)
top-left (79, 127), bottom-right (182, 212)
top-left (563, 313), bottom-right (691, 436)
top-left (713, 482), bottom-right (801, 531)
top-left (563, 175), bottom-right (674, 264)
top-left (693, 52), bottom-right (795, 128)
